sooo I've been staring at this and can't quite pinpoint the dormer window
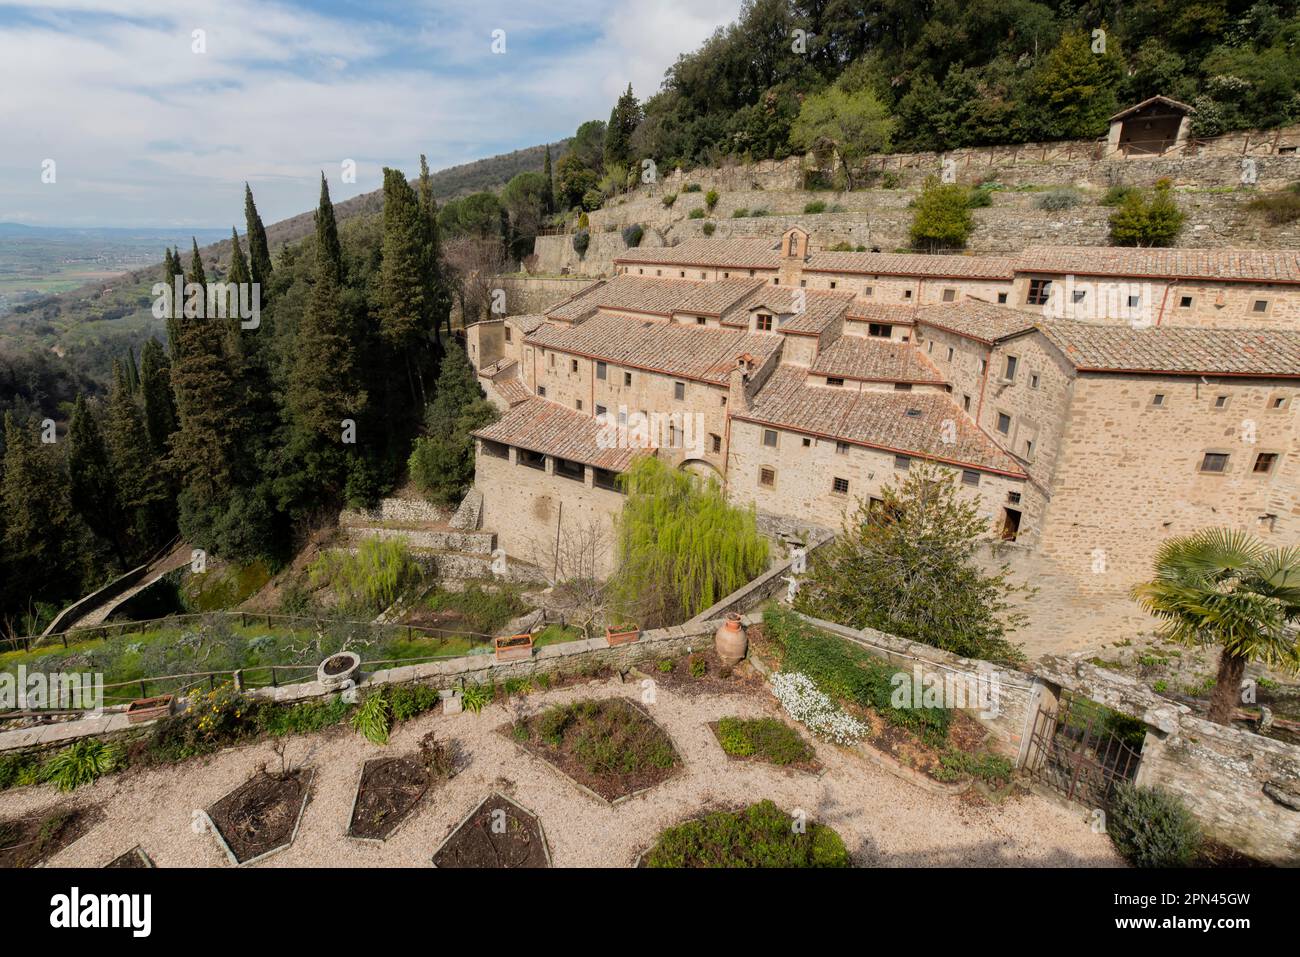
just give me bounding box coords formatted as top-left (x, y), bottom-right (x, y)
top-left (756, 314), bottom-right (773, 332)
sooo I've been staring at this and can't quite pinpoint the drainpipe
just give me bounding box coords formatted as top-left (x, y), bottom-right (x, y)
top-left (1155, 279), bottom-right (1174, 326)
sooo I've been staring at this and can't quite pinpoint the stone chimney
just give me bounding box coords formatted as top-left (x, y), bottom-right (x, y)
top-left (728, 353), bottom-right (756, 413)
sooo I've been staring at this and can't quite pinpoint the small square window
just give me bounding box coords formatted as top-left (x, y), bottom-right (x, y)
top-left (1253, 452), bottom-right (1278, 474)
top-left (868, 323), bottom-right (892, 338)
top-left (864, 286), bottom-right (874, 297)
top-left (1270, 396), bottom-right (1287, 410)
top-left (835, 441), bottom-right (849, 455)
top-left (962, 470), bottom-right (979, 487)
top-left (997, 292), bottom-right (1008, 304)
top-left (763, 429), bottom-right (778, 448)
top-left (903, 289), bottom-right (913, 300)
top-left (1214, 395), bottom-right (1228, 408)
top-left (996, 413), bottom-right (1011, 434)
top-left (1152, 394), bottom-right (1165, 407)
top-left (1200, 452), bottom-right (1229, 473)
top-left (536, 385), bottom-right (546, 397)
top-left (1179, 296), bottom-right (1193, 308)
top-left (1027, 279), bottom-right (1052, 306)
top-left (696, 316), bottom-right (706, 325)
top-left (801, 437), bottom-right (812, 447)
top-left (894, 454), bottom-right (911, 470)
top-left (826, 376), bottom-right (844, 387)
top-left (829, 281), bottom-right (837, 289)
top-left (1072, 290), bottom-right (1087, 304)
top-left (575, 399), bottom-right (583, 411)
top-left (674, 381), bottom-right (685, 400)
top-left (942, 288), bottom-right (956, 302)
top-left (1252, 299), bottom-right (1269, 313)
top-left (756, 314), bottom-right (773, 332)
top-left (759, 467), bottom-right (775, 487)
top-left (595, 404), bottom-right (607, 417)
top-left (832, 477), bottom-right (850, 494)
top-left (1127, 295), bottom-right (1141, 308)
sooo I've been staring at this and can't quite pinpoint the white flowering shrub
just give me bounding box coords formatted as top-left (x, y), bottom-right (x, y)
top-left (771, 671), bottom-right (869, 746)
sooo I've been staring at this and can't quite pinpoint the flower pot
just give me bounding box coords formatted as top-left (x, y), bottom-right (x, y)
top-left (126, 694), bottom-right (174, 724)
top-left (494, 634), bottom-right (534, 662)
top-left (317, 651), bottom-right (361, 690)
top-left (714, 613), bottom-right (747, 666)
top-left (605, 626), bottom-right (639, 646)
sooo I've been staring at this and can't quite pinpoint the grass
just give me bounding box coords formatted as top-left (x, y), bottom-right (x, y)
top-left (642, 800), bottom-right (849, 868)
top-left (531, 624), bottom-right (584, 648)
top-left (714, 716), bottom-right (815, 766)
top-left (425, 582), bottom-right (527, 634)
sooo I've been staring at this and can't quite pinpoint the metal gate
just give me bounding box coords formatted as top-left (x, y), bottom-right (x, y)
top-left (1027, 692), bottom-right (1142, 807)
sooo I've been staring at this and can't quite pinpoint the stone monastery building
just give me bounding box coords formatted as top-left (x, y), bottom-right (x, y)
top-left (465, 227), bottom-right (1300, 594)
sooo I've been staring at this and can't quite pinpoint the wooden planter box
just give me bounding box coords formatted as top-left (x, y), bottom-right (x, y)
top-left (494, 634), bottom-right (534, 662)
top-left (605, 626), bottom-right (640, 646)
top-left (126, 694), bottom-right (174, 724)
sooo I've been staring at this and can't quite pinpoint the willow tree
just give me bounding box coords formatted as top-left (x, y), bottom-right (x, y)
top-left (611, 457), bottom-right (768, 627)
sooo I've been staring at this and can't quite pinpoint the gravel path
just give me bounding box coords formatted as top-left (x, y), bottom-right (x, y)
top-left (6, 676), bottom-right (1120, 868)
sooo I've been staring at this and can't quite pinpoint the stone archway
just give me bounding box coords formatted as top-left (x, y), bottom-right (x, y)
top-left (678, 458), bottom-right (723, 484)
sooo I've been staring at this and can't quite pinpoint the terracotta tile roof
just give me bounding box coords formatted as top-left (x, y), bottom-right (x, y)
top-left (811, 336), bottom-right (947, 384)
top-left (506, 313), bottom-right (549, 334)
top-left (804, 251), bottom-right (1016, 280)
top-left (544, 274), bottom-right (762, 322)
top-left (493, 378), bottom-right (532, 406)
top-left (740, 287), bottom-right (856, 334)
top-left (525, 312), bottom-right (783, 385)
top-left (1038, 321), bottom-right (1300, 377)
top-left (844, 301), bottom-right (918, 324)
top-left (614, 237), bottom-right (781, 270)
top-left (1016, 246), bottom-right (1300, 284)
top-left (1110, 95), bottom-right (1195, 121)
top-left (473, 398), bottom-right (643, 471)
top-left (479, 357), bottom-right (517, 377)
top-left (916, 300), bottom-right (1040, 344)
top-left (737, 367), bottom-right (1025, 476)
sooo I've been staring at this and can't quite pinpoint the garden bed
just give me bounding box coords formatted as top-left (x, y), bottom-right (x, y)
top-left (0, 806), bottom-right (102, 868)
top-left (641, 648), bottom-right (762, 696)
top-left (505, 697), bottom-right (681, 803)
top-left (205, 768), bottom-right (313, 865)
top-left (431, 793), bottom-right (550, 868)
top-left (105, 845), bottom-right (153, 868)
top-left (709, 717), bottom-right (821, 774)
top-left (639, 800), bottom-right (850, 868)
top-left (348, 733), bottom-right (455, 841)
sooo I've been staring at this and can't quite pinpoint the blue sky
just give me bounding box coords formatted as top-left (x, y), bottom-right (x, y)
top-left (0, 0), bottom-right (742, 228)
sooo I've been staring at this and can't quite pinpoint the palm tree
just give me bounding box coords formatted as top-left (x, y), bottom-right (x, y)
top-left (1132, 529), bottom-right (1300, 725)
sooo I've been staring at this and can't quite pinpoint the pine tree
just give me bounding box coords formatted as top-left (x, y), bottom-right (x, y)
top-left (140, 337), bottom-right (178, 457)
top-left (408, 342), bottom-right (497, 506)
top-left (244, 183), bottom-right (273, 290)
top-left (68, 394), bottom-right (126, 562)
top-left (163, 247), bottom-right (184, 357)
top-left (105, 362), bottom-right (172, 553)
top-left (604, 84), bottom-right (642, 169)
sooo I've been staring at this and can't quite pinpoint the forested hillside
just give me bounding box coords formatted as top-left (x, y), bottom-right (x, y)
top-left (544, 0), bottom-right (1299, 210)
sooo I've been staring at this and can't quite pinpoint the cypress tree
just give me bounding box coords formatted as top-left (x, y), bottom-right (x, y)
top-left (543, 144), bottom-right (555, 214)
top-left (288, 175), bottom-right (366, 444)
top-left (140, 337), bottom-right (178, 457)
top-left (418, 155), bottom-right (452, 349)
top-left (105, 362), bottom-right (172, 553)
top-left (163, 247), bottom-right (184, 357)
top-left (68, 394), bottom-right (126, 562)
top-left (124, 347), bottom-right (140, 394)
top-left (1, 413), bottom-right (88, 606)
top-left (379, 167), bottom-right (429, 404)
top-left (244, 183), bottom-right (273, 290)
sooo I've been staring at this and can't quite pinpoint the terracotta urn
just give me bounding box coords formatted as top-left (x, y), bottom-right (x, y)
top-left (714, 613), bottom-right (747, 666)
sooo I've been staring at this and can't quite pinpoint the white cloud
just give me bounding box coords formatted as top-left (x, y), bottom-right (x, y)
top-left (0, 0), bottom-right (742, 226)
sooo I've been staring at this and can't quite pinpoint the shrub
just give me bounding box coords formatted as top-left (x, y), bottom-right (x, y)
top-left (661, 193), bottom-right (677, 207)
top-left (460, 684), bottom-right (492, 714)
top-left (0, 751), bottom-right (42, 791)
top-left (643, 800), bottom-right (850, 868)
top-left (40, 740), bottom-right (125, 792)
top-left (804, 200), bottom-right (827, 214)
top-left (704, 189), bottom-right (719, 210)
top-left (1037, 189), bottom-right (1081, 210)
top-left (934, 750), bottom-right (1014, 786)
top-left (572, 228), bottom-right (590, 256)
top-left (683, 183), bottom-right (701, 193)
top-left (351, 690), bottom-right (392, 745)
top-left (881, 171), bottom-right (900, 189)
top-left (255, 696), bottom-right (351, 736)
top-left (909, 177), bottom-right (974, 252)
top-left (657, 659), bottom-right (674, 672)
top-left (701, 221), bottom-right (716, 236)
top-left (621, 223), bottom-right (644, 247)
top-left (426, 583), bottom-right (526, 634)
top-left (965, 188), bottom-right (993, 208)
top-left (388, 683), bottom-right (442, 722)
top-left (750, 207), bottom-right (769, 217)
top-left (689, 655), bottom-right (708, 678)
top-left (1247, 184), bottom-right (1300, 225)
top-left (1109, 182), bottom-right (1184, 247)
top-left (732, 208), bottom-right (749, 218)
top-left (716, 716), bottom-right (814, 766)
top-left (688, 208), bottom-right (706, 219)
top-left (1107, 783), bottom-right (1201, 867)
top-left (1100, 185), bottom-right (1138, 206)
